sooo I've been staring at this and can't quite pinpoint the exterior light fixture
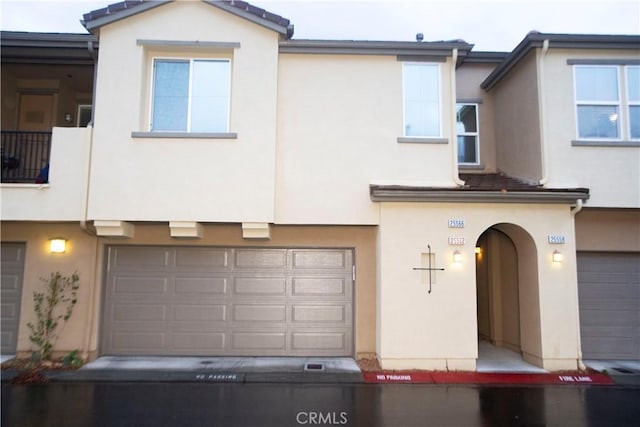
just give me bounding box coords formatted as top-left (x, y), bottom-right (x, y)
top-left (475, 246), bottom-right (482, 255)
top-left (552, 250), bottom-right (563, 263)
top-left (453, 250), bottom-right (462, 263)
top-left (49, 238), bottom-right (67, 254)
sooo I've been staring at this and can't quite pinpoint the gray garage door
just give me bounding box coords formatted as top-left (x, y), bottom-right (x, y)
top-left (578, 252), bottom-right (640, 360)
top-left (1, 243), bottom-right (26, 355)
top-left (102, 246), bottom-right (354, 356)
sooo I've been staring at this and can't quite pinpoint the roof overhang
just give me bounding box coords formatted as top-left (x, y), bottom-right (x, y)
top-left (370, 185), bottom-right (590, 204)
top-left (0, 31), bottom-right (97, 65)
top-left (482, 32), bottom-right (640, 91)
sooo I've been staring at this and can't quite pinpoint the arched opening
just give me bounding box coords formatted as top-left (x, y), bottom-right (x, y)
top-left (475, 223), bottom-right (543, 371)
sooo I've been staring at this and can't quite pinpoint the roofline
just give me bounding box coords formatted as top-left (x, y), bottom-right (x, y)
top-left (481, 32), bottom-right (640, 91)
top-left (0, 31), bottom-right (97, 46)
top-left (279, 39), bottom-right (474, 57)
top-left (462, 51), bottom-right (509, 64)
top-left (82, 0), bottom-right (292, 37)
top-left (206, 1), bottom-right (291, 36)
top-left (82, 1), bottom-right (170, 32)
top-left (370, 185), bottom-right (590, 204)
top-left (1, 31), bottom-right (98, 65)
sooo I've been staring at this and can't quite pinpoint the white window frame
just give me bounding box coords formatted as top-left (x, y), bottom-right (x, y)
top-left (456, 102), bottom-right (480, 165)
top-left (573, 65), bottom-right (623, 141)
top-left (76, 104), bottom-right (92, 127)
top-left (402, 62), bottom-right (442, 138)
top-left (625, 65), bottom-right (640, 140)
top-left (149, 57), bottom-right (231, 133)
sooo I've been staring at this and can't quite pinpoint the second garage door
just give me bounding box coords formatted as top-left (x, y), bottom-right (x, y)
top-left (101, 246), bottom-right (354, 356)
top-left (578, 252), bottom-right (640, 360)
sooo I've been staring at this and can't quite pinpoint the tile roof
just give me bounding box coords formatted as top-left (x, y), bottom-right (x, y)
top-left (82, 0), bottom-right (292, 37)
top-left (459, 173), bottom-right (542, 191)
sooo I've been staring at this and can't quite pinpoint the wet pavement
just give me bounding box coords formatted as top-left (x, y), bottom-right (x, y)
top-left (2, 382), bottom-right (639, 427)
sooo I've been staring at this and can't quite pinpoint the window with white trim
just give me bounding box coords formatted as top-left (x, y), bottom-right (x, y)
top-left (151, 58), bottom-right (230, 132)
top-left (456, 103), bottom-right (479, 164)
top-left (574, 64), bottom-right (639, 141)
top-left (403, 63), bottom-right (441, 137)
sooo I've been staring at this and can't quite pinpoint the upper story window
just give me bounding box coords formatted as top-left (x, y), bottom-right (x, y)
top-left (456, 103), bottom-right (479, 164)
top-left (574, 65), bottom-right (639, 141)
top-left (151, 58), bottom-right (230, 132)
top-left (403, 63), bottom-right (441, 137)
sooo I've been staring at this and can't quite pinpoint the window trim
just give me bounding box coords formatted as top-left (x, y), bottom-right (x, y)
top-left (625, 65), bottom-right (640, 141)
top-left (149, 56), bottom-right (231, 133)
top-left (456, 102), bottom-right (480, 165)
top-left (402, 62), bottom-right (442, 138)
top-left (573, 65), bottom-right (623, 141)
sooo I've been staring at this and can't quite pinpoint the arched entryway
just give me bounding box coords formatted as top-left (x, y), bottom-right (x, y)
top-left (475, 223), bottom-right (544, 371)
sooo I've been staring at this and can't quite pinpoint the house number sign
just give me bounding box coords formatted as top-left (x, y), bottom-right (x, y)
top-left (448, 219), bottom-right (465, 228)
top-left (548, 235), bottom-right (566, 244)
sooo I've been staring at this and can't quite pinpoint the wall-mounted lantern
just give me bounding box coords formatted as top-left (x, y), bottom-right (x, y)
top-left (552, 250), bottom-right (563, 263)
top-left (453, 250), bottom-right (462, 263)
top-left (49, 238), bottom-right (67, 254)
top-left (474, 246), bottom-right (482, 255)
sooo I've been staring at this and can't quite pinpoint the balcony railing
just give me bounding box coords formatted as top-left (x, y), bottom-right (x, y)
top-left (1, 131), bottom-right (52, 183)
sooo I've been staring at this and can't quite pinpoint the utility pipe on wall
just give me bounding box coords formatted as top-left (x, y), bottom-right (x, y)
top-left (450, 48), bottom-right (465, 187)
top-left (537, 39), bottom-right (550, 185)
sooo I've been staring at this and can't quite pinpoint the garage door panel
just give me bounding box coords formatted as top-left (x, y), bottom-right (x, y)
top-left (113, 277), bottom-right (168, 295)
top-left (292, 332), bottom-right (347, 350)
top-left (292, 305), bottom-right (347, 323)
top-left (173, 333), bottom-right (226, 350)
top-left (111, 247), bottom-right (170, 270)
top-left (232, 332), bottom-right (286, 350)
top-left (113, 304), bottom-right (167, 321)
top-left (102, 246), bottom-right (353, 356)
top-left (233, 277), bottom-right (286, 296)
top-left (174, 277), bottom-right (228, 295)
top-left (1, 243), bottom-right (25, 354)
top-left (233, 304), bottom-right (286, 322)
top-left (173, 305), bottom-right (227, 322)
top-left (112, 333), bottom-right (165, 351)
top-left (578, 252), bottom-right (640, 360)
top-left (292, 250), bottom-right (348, 270)
top-left (235, 249), bottom-right (287, 269)
top-left (292, 277), bottom-right (347, 297)
top-left (175, 248), bottom-right (229, 270)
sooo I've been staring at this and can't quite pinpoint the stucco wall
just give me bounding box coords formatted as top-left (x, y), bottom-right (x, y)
top-left (456, 63), bottom-right (498, 172)
top-left (542, 49), bottom-right (640, 208)
top-left (88, 1), bottom-right (280, 223)
top-left (275, 54), bottom-right (458, 225)
top-left (1, 127), bottom-right (91, 221)
top-left (1, 222), bottom-right (99, 359)
top-left (491, 51), bottom-right (542, 182)
top-left (575, 208), bottom-right (640, 252)
top-left (377, 202), bottom-right (581, 371)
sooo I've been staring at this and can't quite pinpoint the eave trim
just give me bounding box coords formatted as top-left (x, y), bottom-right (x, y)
top-left (370, 187), bottom-right (590, 204)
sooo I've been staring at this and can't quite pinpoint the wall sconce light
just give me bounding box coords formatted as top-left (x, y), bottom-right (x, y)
top-left (50, 238), bottom-right (67, 254)
top-left (474, 246), bottom-right (482, 255)
top-left (552, 250), bottom-right (563, 263)
top-left (64, 113), bottom-right (72, 123)
top-left (453, 250), bottom-right (462, 263)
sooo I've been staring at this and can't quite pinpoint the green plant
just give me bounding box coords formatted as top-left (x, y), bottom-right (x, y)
top-left (61, 350), bottom-right (84, 368)
top-left (27, 272), bottom-right (80, 361)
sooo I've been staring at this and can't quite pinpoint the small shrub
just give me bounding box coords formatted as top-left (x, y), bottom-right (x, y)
top-left (61, 350), bottom-right (84, 368)
top-left (27, 272), bottom-right (80, 361)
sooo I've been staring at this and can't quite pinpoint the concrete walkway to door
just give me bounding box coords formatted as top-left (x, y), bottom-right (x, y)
top-left (476, 341), bottom-right (547, 373)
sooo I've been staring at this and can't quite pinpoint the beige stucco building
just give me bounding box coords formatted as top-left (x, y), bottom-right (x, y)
top-left (1, 1), bottom-right (638, 371)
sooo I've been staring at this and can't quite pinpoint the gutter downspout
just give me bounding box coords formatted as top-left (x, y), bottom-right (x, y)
top-left (571, 197), bottom-right (586, 370)
top-left (537, 39), bottom-right (550, 185)
top-left (81, 40), bottom-right (98, 361)
top-left (450, 48), bottom-right (465, 187)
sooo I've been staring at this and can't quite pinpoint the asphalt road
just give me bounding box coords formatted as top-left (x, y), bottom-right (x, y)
top-left (2, 382), bottom-right (639, 427)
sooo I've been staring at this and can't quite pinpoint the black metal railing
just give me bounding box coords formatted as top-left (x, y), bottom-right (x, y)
top-left (1, 131), bottom-right (52, 183)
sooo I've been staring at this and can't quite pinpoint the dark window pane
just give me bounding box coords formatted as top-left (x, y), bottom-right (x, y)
top-left (457, 135), bottom-right (477, 163)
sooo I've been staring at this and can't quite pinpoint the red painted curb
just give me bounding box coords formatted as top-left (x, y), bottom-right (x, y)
top-left (363, 372), bottom-right (614, 385)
